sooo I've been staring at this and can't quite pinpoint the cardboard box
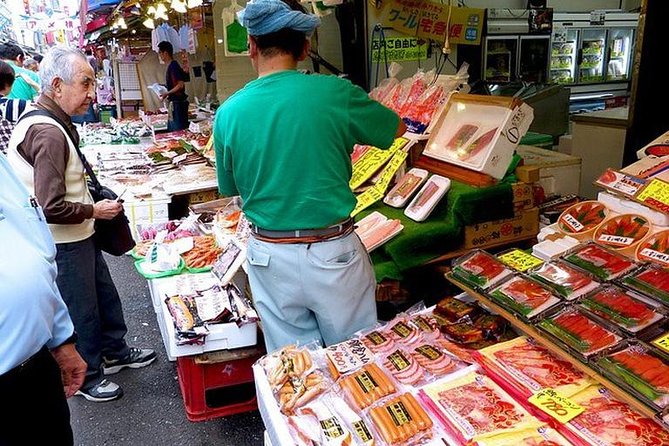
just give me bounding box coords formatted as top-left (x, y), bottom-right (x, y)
top-left (463, 207), bottom-right (540, 250)
top-left (636, 129), bottom-right (669, 158)
top-left (423, 93), bottom-right (534, 179)
top-left (516, 145), bottom-right (582, 196)
top-left (512, 182), bottom-right (535, 213)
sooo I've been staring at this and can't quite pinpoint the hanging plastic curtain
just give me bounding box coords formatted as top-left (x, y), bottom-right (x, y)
top-left (222, 0), bottom-right (249, 57)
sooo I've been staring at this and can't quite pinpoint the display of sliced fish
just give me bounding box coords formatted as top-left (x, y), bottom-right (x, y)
top-left (563, 243), bottom-right (636, 281)
top-left (451, 250), bottom-right (513, 289)
top-left (580, 285), bottom-right (664, 333)
top-left (623, 266), bottom-right (669, 307)
top-left (489, 276), bottom-right (560, 319)
top-left (529, 261), bottom-right (599, 300)
top-left (538, 308), bottom-right (622, 357)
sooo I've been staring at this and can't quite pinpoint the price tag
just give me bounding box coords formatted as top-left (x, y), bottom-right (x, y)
top-left (203, 136), bottom-right (214, 153)
top-left (636, 179), bottom-right (669, 213)
top-left (349, 138), bottom-right (407, 190)
top-left (498, 249), bottom-right (544, 272)
top-left (374, 150), bottom-right (408, 193)
top-left (351, 187), bottom-right (385, 217)
top-left (652, 332), bottom-right (669, 355)
top-left (529, 388), bottom-right (584, 423)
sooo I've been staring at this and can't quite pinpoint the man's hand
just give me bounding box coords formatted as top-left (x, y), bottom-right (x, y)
top-left (159, 93), bottom-right (168, 101)
top-left (93, 199), bottom-right (122, 220)
top-left (51, 344), bottom-right (86, 398)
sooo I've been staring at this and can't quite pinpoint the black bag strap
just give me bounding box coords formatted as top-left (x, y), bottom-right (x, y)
top-left (20, 109), bottom-right (103, 193)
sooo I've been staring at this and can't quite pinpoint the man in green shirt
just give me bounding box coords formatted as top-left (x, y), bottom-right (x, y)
top-left (214, 0), bottom-right (405, 352)
top-left (0, 43), bottom-right (38, 100)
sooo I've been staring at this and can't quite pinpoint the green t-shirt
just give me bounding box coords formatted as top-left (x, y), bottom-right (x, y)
top-left (214, 70), bottom-right (399, 231)
top-left (5, 64), bottom-right (38, 100)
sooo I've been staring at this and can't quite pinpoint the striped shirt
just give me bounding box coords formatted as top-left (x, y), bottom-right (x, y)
top-left (0, 96), bottom-right (28, 154)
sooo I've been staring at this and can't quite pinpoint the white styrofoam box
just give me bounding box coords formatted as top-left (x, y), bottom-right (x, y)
top-left (254, 364), bottom-right (294, 446)
top-left (533, 240), bottom-right (566, 261)
top-left (598, 191), bottom-right (669, 227)
top-left (158, 304), bottom-right (257, 361)
top-left (124, 196), bottom-right (172, 241)
top-left (516, 145), bottom-right (581, 196)
top-left (558, 134), bottom-right (573, 155)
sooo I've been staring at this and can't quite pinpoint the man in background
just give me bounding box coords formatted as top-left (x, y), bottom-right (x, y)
top-left (158, 41), bottom-right (189, 131)
top-left (1, 60), bottom-right (28, 154)
top-left (0, 43), bottom-right (39, 100)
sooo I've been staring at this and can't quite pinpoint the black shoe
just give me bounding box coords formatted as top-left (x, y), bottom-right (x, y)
top-left (103, 347), bottom-right (157, 375)
top-left (75, 379), bottom-right (123, 402)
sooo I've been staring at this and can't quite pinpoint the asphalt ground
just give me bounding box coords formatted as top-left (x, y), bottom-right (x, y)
top-left (68, 254), bottom-right (265, 446)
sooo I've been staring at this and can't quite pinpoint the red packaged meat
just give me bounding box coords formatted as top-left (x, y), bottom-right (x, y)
top-left (566, 385), bottom-right (669, 446)
top-left (385, 318), bottom-right (422, 347)
top-left (529, 260), bottom-right (599, 300)
top-left (538, 307), bottom-right (622, 358)
top-left (361, 329), bottom-right (396, 354)
top-left (489, 276), bottom-right (561, 320)
top-left (410, 343), bottom-right (464, 376)
top-left (563, 243), bottom-right (636, 281)
top-left (408, 314), bottom-right (441, 340)
top-left (381, 349), bottom-right (425, 385)
top-left (451, 250), bottom-right (513, 290)
top-left (623, 265), bottom-right (669, 307)
top-left (596, 342), bottom-right (669, 409)
top-left (580, 285), bottom-right (665, 334)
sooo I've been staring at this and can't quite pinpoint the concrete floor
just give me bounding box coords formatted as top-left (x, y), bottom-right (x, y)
top-left (68, 254), bottom-right (265, 446)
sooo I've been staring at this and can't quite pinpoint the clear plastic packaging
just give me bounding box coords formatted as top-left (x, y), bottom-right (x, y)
top-left (296, 397), bottom-right (355, 445)
top-left (477, 336), bottom-right (592, 398)
top-left (324, 337), bottom-right (375, 380)
top-left (380, 348), bottom-right (426, 386)
top-left (622, 265), bottom-right (669, 307)
top-left (579, 285), bottom-right (666, 334)
top-left (329, 395), bottom-right (377, 446)
top-left (384, 317), bottom-right (423, 348)
top-left (451, 250), bottom-right (514, 290)
top-left (537, 306), bottom-right (623, 359)
top-left (354, 211), bottom-right (403, 252)
top-left (595, 341), bottom-right (669, 410)
top-left (420, 371), bottom-right (542, 444)
top-left (339, 362), bottom-right (398, 411)
top-left (360, 326), bottom-right (397, 355)
top-left (488, 275), bottom-right (561, 320)
top-left (383, 168), bottom-right (428, 208)
top-left (562, 242), bottom-right (637, 281)
top-left (404, 175), bottom-right (451, 222)
top-left (407, 314), bottom-right (441, 341)
top-left (566, 385), bottom-right (669, 446)
top-left (366, 392), bottom-right (435, 445)
top-left (528, 260), bottom-right (600, 301)
top-left (408, 342), bottom-right (467, 378)
top-left (433, 295), bottom-right (481, 324)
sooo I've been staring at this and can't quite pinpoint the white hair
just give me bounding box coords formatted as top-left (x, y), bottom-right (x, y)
top-left (39, 47), bottom-right (88, 92)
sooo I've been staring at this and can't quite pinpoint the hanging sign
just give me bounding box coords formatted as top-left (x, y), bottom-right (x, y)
top-left (371, 36), bottom-right (428, 62)
top-left (380, 0), bottom-right (483, 45)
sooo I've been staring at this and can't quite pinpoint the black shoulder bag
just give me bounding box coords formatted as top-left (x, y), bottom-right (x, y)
top-left (21, 109), bottom-right (136, 255)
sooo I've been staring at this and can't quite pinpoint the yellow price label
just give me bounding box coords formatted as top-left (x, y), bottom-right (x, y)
top-left (528, 388), bottom-right (584, 424)
top-left (351, 187), bottom-right (385, 217)
top-left (374, 150), bottom-right (408, 193)
top-left (203, 136), bottom-right (213, 152)
top-left (498, 249), bottom-right (544, 272)
top-left (636, 179), bottom-right (669, 213)
top-left (350, 138), bottom-right (407, 190)
top-left (652, 332), bottom-right (669, 355)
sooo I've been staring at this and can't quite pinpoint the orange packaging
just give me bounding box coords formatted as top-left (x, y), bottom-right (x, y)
top-left (557, 200), bottom-right (608, 240)
top-left (636, 229), bottom-right (669, 268)
top-left (594, 213), bottom-right (652, 256)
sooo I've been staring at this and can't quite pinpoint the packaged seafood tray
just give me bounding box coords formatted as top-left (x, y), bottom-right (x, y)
top-left (472, 426), bottom-right (573, 446)
top-left (383, 168), bottom-right (429, 208)
top-left (635, 229), bottom-right (669, 268)
top-left (488, 275), bottom-right (561, 321)
top-left (528, 260), bottom-right (600, 301)
top-left (578, 285), bottom-right (666, 335)
top-left (354, 211), bottom-right (403, 253)
top-left (450, 250), bottom-right (514, 290)
top-left (477, 337), bottom-right (592, 399)
top-left (536, 306), bottom-right (624, 359)
top-left (420, 371), bottom-right (543, 444)
top-left (594, 213), bottom-right (652, 254)
top-left (622, 265), bottom-right (669, 308)
top-left (595, 341), bottom-right (669, 410)
top-left (403, 174), bottom-right (451, 222)
top-left (557, 200), bottom-right (608, 240)
top-left (562, 242), bottom-right (637, 282)
top-left (565, 385), bottom-right (669, 446)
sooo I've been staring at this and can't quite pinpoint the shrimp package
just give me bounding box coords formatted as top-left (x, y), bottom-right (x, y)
top-left (476, 337), bottom-right (592, 399)
top-left (420, 371), bottom-right (543, 444)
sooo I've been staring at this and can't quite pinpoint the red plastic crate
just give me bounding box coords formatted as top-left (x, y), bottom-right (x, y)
top-left (176, 347), bottom-right (264, 422)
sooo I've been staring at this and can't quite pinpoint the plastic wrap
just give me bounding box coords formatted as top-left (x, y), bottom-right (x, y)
top-left (622, 265), bottom-right (669, 307)
top-left (367, 392), bottom-right (435, 445)
top-left (451, 250), bottom-right (514, 290)
top-left (339, 362), bottom-right (398, 411)
top-left (528, 261), bottom-right (600, 301)
top-left (562, 243), bottom-right (636, 281)
top-left (473, 426), bottom-right (572, 446)
top-left (488, 276), bottom-right (561, 320)
top-left (557, 201), bottom-right (608, 239)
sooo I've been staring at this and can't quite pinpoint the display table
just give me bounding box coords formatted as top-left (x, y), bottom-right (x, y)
top-left (359, 179), bottom-right (521, 281)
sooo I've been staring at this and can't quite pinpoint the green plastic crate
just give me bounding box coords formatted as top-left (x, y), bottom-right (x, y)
top-left (521, 132), bottom-right (554, 150)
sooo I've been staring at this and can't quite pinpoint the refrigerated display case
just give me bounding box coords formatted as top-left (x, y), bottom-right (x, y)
top-left (482, 9), bottom-right (550, 84)
top-left (549, 11), bottom-right (639, 112)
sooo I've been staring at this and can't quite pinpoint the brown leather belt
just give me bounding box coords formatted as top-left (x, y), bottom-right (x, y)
top-left (250, 218), bottom-right (355, 244)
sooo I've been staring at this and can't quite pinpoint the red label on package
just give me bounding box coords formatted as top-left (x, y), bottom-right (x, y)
top-left (598, 234), bottom-right (635, 246)
top-left (561, 214), bottom-right (585, 232)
